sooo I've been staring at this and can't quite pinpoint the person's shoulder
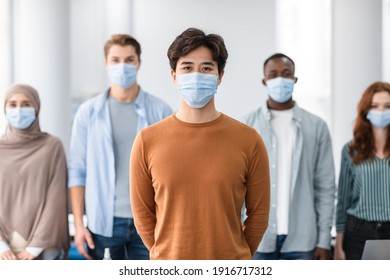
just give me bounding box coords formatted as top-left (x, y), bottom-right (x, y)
top-left (296, 106), bottom-right (331, 134)
top-left (140, 114), bottom-right (173, 134)
top-left (239, 106), bottom-right (269, 128)
top-left (223, 114), bottom-right (262, 138)
top-left (296, 106), bottom-right (327, 125)
top-left (340, 141), bottom-right (354, 165)
top-left (142, 90), bottom-right (171, 108)
top-left (241, 106), bottom-right (265, 121)
top-left (39, 134), bottom-right (66, 155)
top-left (82, 92), bottom-right (105, 107)
top-left (74, 92), bottom-right (103, 115)
top-left (43, 134), bottom-right (64, 147)
top-left (342, 141), bottom-right (352, 154)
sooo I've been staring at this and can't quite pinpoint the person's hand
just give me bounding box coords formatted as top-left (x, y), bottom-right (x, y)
top-left (16, 250), bottom-right (36, 260)
top-left (334, 233), bottom-right (346, 260)
top-left (314, 247), bottom-right (332, 260)
top-left (74, 226), bottom-right (94, 260)
top-left (0, 250), bottom-right (18, 260)
top-left (334, 245), bottom-right (346, 260)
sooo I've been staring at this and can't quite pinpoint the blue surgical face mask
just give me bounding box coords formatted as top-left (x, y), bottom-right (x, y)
top-left (6, 107), bottom-right (36, 129)
top-left (177, 72), bottom-right (218, 108)
top-left (107, 63), bottom-right (137, 89)
top-left (266, 77), bottom-right (295, 103)
top-left (367, 110), bottom-right (390, 129)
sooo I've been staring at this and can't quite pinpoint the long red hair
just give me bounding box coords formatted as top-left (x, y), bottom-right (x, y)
top-left (350, 81), bottom-right (390, 164)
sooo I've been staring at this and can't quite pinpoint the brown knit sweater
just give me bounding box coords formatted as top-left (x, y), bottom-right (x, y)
top-left (130, 113), bottom-right (270, 259)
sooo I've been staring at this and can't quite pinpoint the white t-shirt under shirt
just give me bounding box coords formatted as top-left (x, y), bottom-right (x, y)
top-left (270, 108), bottom-right (296, 235)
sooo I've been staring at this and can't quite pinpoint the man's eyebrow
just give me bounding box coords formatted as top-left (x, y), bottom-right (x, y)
top-left (179, 61), bottom-right (194, 65)
top-left (202, 61), bottom-right (216, 66)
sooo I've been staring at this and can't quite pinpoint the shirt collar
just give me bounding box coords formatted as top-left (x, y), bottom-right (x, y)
top-left (262, 99), bottom-right (302, 122)
top-left (94, 87), bottom-right (146, 113)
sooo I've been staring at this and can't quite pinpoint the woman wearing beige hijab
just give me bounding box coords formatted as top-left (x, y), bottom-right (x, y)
top-left (0, 84), bottom-right (69, 260)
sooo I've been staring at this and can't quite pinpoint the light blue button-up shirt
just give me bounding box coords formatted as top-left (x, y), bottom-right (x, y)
top-left (68, 88), bottom-right (172, 237)
top-left (242, 101), bottom-right (335, 252)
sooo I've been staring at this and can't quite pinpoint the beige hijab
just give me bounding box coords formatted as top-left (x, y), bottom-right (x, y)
top-left (0, 84), bottom-right (69, 256)
top-left (1, 84), bottom-right (44, 141)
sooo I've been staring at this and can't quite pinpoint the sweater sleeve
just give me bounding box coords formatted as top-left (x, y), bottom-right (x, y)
top-left (130, 131), bottom-right (156, 250)
top-left (243, 131), bottom-right (270, 256)
top-left (336, 144), bottom-right (354, 233)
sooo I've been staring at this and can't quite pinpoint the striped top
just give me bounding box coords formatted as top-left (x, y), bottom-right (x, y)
top-left (336, 143), bottom-right (390, 232)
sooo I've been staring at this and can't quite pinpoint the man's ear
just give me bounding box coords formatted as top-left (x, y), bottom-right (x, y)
top-left (217, 71), bottom-right (225, 86)
top-left (294, 77), bottom-right (298, 84)
top-left (171, 69), bottom-right (177, 84)
top-left (262, 78), bottom-right (267, 86)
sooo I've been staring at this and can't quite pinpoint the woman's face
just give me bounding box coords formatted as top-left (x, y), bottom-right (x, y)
top-left (371, 91), bottom-right (390, 112)
top-left (5, 93), bottom-right (34, 110)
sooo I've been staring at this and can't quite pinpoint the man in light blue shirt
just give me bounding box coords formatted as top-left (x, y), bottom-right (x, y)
top-left (68, 34), bottom-right (172, 260)
top-left (242, 53), bottom-right (335, 260)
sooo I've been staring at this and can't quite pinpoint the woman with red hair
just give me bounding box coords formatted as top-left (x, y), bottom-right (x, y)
top-left (335, 81), bottom-right (390, 260)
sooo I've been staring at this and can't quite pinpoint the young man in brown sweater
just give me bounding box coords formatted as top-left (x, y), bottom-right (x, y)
top-left (130, 28), bottom-right (270, 260)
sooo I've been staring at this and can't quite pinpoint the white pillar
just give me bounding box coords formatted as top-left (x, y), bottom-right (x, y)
top-left (0, 0), bottom-right (13, 133)
top-left (13, 0), bottom-right (70, 152)
top-left (332, 0), bottom-right (382, 175)
top-left (105, 0), bottom-right (134, 37)
top-left (69, 0), bottom-right (134, 103)
top-left (70, 0), bottom-right (107, 100)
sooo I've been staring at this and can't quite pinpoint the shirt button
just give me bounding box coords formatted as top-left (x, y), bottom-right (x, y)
top-left (272, 164), bottom-right (276, 168)
top-left (272, 224), bottom-right (276, 228)
top-left (272, 204), bottom-right (276, 208)
top-left (272, 184), bottom-right (276, 188)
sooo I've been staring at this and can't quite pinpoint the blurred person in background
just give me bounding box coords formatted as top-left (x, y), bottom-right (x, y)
top-left (242, 53), bottom-right (335, 260)
top-left (68, 34), bottom-right (172, 260)
top-left (335, 81), bottom-right (390, 260)
top-left (0, 84), bottom-right (69, 260)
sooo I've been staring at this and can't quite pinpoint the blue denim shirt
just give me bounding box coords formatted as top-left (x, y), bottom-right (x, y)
top-left (68, 88), bottom-right (172, 237)
top-left (242, 101), bottom-right (335, 252)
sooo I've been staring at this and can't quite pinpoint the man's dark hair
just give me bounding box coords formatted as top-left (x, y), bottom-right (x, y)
top-left (263, 53), bottom-right (295, 74)
top-left (167, 28), bottom-right (228, 74)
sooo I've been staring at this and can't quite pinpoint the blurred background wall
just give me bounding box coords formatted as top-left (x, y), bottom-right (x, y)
top-left (0, 0), bottom-right (389, 177)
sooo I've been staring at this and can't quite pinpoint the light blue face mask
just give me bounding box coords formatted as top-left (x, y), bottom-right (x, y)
top-left (177, 72), bottom-right (218, 108)
top-left (266, 77), bottom-right (295, 103)
top-left (367, 110), bottom-right (390, 129)
top-left (107, 63), bottom-right (137, 89)
top-left (6, 107), bottom-right (36, 129)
